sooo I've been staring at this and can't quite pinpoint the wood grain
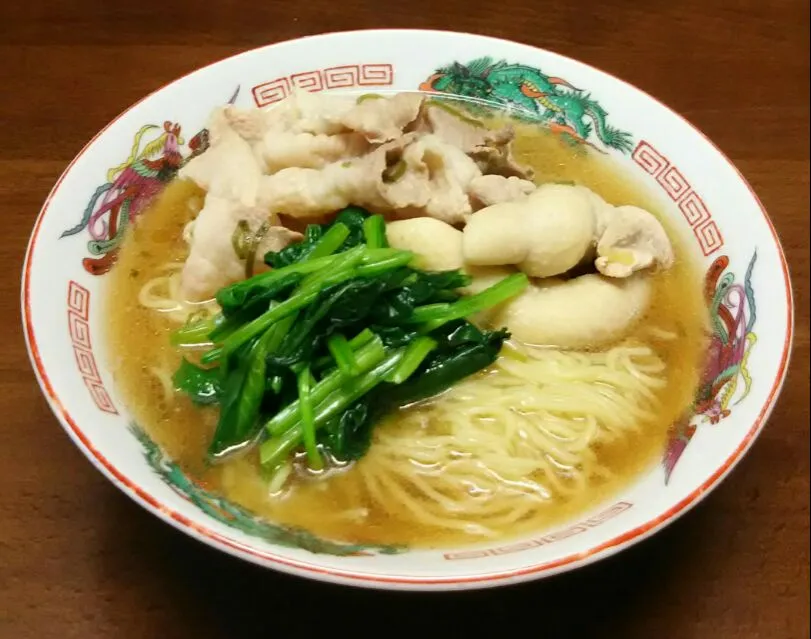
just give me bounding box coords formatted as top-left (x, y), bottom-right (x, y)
top-left (1, 1), bottom-right (808, 637)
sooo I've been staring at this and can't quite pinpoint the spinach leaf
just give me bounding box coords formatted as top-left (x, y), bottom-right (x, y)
top-left (331, 207), bottom-right (370, 249)
top-left (371, 269), bottom-right (470, 325)
top-left (265, 224), bottom-right (323, 268)
top-left (172, 358), bottom-right (221, 405)
top-left (320, 399), bottom-right (374, 461)
top-left (267, 278), bottom-right (387, 369)
top-left (214, 271), bottom-right (304, 323)
top-left (369, 324), bottom-right (421, 349)
top-left (208, 339), bottom-right (260, 458)
top-left (374, 327), bottom-right (509, 409)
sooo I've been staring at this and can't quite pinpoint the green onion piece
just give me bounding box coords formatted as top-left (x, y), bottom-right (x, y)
top-left (297, 367), bottom-right (323, 470)
top-left (244, 222), bottom-right (270, 279)
top-left (356, 93), bottom-right (384, 103)
top-left (231, 220), bottom-right (251, 259)
top-left (326, 333), bottom-right (360, 377)
top-left (382, 160), bottom-right (407, 183)
top-left (362, 215), bottom-right (389, 249)
top-left (386, 336), bottom-right (437, 384)
top-left (426, 98), bottom-right (486, 128)
top-left (231, 220), bottom-right (271, 279)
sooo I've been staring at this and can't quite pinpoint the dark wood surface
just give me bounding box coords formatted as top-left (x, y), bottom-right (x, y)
top-left (1, 2), bottom-right (808, 637)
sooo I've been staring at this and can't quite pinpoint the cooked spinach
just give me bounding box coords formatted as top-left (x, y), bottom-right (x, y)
top-left (169, 207), bottom-right (528, 468)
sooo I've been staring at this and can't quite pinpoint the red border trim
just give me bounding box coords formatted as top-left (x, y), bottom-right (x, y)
top-left (20, 30), bottom-right (794, 590)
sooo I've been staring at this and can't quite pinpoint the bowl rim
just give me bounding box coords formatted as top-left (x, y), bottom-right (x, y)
top-left (20, 28), bottom-right (795, 591)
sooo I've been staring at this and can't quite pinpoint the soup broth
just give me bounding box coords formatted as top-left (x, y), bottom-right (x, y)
top-left (106, 120), bottom-right (707, 548)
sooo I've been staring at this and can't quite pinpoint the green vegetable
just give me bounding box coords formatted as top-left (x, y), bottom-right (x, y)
top-left (326, 333), bottom-right (360, 377)
top-left (210, 271), bottom-right (303, 340)
top-left (232, 220), bottom-right (271, 279)
top-left (265, 336), bottom-right (386, 437)
top-left (200, 347), bottom-right (222, 366)
top-left (297, 245), bottom-right (366, 291)
top-left (207, 311), bottom-right (295, 459)
top-left (170, 206), bottom-right (526, 472)
top-left (362, 215), bottom-right (389, 249)
top-left (221, 263), bottom-right (362, 362)
top-left (296, 367), bottom-right (323, 469)
top-left (386, 336), bottom-right (438, 384)
top-left (312, 328), bottom-right (375, 372)
top-left (172, 358), bottom-right (221, 404)
top-left (332, 207), bottom-right (369, 248)
top-left (264, 224), bottom-right (323, 268)
top-left (308, 223), bottom-right (350, 260)
top-left (208, 339), bottom-right (262, 459)
top-left (356, 93), bottom-right (383, 103)
top-left (322, 401), bottom-right (373, 461)
top-left (214, 254), bottom-right (338, 314)
top-left (377, 325), bottom-right (509, 409)
top-left (409, 273), bottom-right (529, 330)
top-left (354, 250), bottom-right (413, 277)
top-left (171, 315), bottom-right (218, 347)
top-left (321, 323), bottom-right (507, 461)
top-left (259, 350), bottom-right (405, 467)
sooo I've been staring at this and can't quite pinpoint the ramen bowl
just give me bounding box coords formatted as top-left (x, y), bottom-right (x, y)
top-left (21, 29), bottom-right (793, 590)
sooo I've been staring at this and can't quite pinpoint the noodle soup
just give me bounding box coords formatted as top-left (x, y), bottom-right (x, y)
top-left (106, 97), bottom-right (707, 548)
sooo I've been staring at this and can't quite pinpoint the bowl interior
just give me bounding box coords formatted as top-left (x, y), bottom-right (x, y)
top-left (22, 29), bottom-right (793, 590)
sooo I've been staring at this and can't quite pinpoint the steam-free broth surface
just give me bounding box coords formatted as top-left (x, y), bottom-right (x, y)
top-left (107, 122), bottom-right (707, 548)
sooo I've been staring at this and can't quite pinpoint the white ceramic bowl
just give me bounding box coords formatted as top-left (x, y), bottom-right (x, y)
top-left (21, 29), bottom-right (793, 590)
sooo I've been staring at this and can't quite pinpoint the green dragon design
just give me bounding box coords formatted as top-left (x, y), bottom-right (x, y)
top-left (128, 422), bottom-right (403, 556)
top-left (419, 57), bottom-right (633, 153)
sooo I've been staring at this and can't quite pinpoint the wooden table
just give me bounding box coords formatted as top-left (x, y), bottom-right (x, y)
top-left (1, 2), bottom-right (808, 637)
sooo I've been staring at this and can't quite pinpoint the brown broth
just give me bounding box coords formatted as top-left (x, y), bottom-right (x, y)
top-left (105, 125), bottom-right (707, 549)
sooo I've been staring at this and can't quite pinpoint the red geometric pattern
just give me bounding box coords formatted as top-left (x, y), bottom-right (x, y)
top-left (657, 165), bottom-right (691, 202)
top-left (631, 140), bottom-right (668, 177)
top-left (632, 140), bottom-right (725, 256)
top-left (251, 77), bottom-right (291, 108)
top-left (66, 280), bottom-right (118, 414)
top-left (290, 70), bottom-right (324, 93)
top-left (694, 220), bottom-right (725, 256)
top-left (252, 63), bottom-right (394, 107)
top-left (678, 190), bottom-right (711, 227)
top-left (443, 501), bottom-right (633, 560)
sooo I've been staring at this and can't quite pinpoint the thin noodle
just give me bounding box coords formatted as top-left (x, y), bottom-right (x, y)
top-left (328, 342), bottom-right (668, 536)
top-left (137, 261), bottom-right (219, 324)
